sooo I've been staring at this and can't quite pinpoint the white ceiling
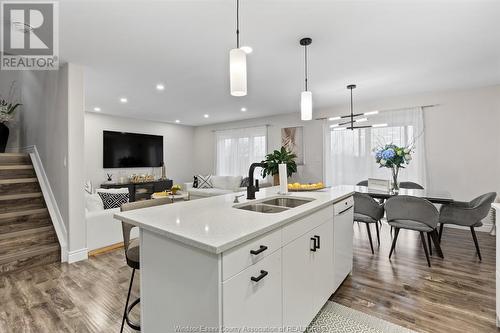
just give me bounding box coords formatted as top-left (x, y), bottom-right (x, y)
top-left (59, 0), bottom-right (500, 126)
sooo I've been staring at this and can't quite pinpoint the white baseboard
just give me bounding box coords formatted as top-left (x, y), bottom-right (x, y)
top-left (68, 248), bottom-right (88, 263)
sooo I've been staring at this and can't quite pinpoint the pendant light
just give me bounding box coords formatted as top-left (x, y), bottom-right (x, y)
top-left (300, 38), bottom-right (312, 121)
top-left (328, 84), bottom-right (388, 130)
top-left (230, 0), bottom-right (247, 96)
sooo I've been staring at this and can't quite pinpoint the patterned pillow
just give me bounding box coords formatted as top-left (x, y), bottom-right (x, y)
top-left (240, 177), bottom-right (250, 187)
top-left (97, 192), bottom-right (129, 209)
top-left (197, 175), bottom-right (213, 189)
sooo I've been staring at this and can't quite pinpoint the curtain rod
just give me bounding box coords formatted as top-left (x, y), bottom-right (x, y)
top-left (211, 124), bottom-right (270, 133)
top-left (315, 104), bottom-right (440, 121)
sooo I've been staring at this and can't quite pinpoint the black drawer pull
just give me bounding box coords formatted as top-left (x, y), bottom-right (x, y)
top-left (250, 245), bottom-right (268, 255)
top-left (314, 235), bottom-right (321, 249)
top-left (310, 237), bottom-right (317, 252)
top-left (251, 270), bottom-right (268, 282)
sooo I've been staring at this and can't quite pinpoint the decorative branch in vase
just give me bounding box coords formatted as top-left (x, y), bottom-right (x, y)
top-left (374, 144), bottom-right (414, 192)
top-left (0, 82), bottom-right (21, 153)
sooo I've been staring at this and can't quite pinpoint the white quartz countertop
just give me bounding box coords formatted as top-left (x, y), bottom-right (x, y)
top-left (114, 186), bottom-right (355, 254)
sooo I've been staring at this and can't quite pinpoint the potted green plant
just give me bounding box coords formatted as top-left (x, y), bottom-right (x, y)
top-left (0, 83), bottom-right (21, 153)
top-left (261, 146), bottom-right (298, 185)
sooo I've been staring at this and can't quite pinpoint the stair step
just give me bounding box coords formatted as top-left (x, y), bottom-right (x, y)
top-left (0, 178), bottom-right (40, 194)
top-left (0, 192), bottom-right (42, 201)
top-left (0, 165), bottom-right (35, 179)
top-left (0, 210), bottom-right (51, 234)
top-left (0, 243), bottom-right (60, 274)
top-left (0, 208), bottom-right (48, 220)
top-left (0, 226), bottom-right (57, 258)
top-left (0, 153), bottom-right (30, 165)
top-left (0, 195), bottom-right (45, 214)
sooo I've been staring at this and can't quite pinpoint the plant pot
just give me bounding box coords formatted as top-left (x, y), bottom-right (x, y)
top-left (0, 123), bottom-right (9, 153)
top-left (273, 174), bottom-right (280, 186)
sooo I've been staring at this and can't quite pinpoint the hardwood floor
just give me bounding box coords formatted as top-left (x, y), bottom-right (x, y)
top-left (0, 224), bottom-right (497, 332)
top-left (332, 223), bottom-right (499, 333)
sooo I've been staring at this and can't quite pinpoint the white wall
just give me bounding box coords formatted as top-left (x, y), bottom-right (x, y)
top-left (194, 85), bottom-right (500, 202)
top-left (193, 113), bottom-right (324, 184)
top-left (85, 113), bottom-right (195, 188)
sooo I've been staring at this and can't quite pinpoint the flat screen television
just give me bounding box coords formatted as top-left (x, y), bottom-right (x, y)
top-left (103, 130), bottom-right (164, 168)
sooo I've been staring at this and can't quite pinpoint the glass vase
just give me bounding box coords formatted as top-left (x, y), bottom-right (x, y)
top-left (391, 166), bottom-right (400, 193)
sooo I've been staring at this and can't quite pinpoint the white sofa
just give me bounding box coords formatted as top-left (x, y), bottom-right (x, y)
top-left (85, 190), bottom-right (138, 252)
top-left (184, 175), bottom-right (270, 200)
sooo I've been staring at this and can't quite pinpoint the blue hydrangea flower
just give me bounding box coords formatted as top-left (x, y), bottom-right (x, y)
top-left (381, 149), bottom-right (395, 160)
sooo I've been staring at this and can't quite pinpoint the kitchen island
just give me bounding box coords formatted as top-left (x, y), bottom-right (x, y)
top-left (114, 186), bottom-right (355, 332)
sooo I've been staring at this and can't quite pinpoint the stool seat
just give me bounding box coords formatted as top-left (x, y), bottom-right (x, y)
top-left (126, 239), bottom-right (140, 269)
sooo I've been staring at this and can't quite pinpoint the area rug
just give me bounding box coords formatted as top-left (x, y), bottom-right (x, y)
top-left (306, 302), bottom-right (417, 333)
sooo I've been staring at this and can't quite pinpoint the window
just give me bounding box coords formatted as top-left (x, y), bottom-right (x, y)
top-left (215, 126), bottom-right (267, 179)
top-left (325, 107), bottom-right (427, 187)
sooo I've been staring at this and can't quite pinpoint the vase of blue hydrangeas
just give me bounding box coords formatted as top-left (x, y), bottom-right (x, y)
top-left (374, 144), bottom-right (413, 193)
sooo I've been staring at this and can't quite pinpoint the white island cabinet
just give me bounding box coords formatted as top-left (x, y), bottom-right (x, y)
top-left (114, 186), bottom-right (355, 332)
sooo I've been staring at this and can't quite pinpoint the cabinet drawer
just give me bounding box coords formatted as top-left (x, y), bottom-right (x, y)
top-left (223, 250), bottom-right (282, 329)
top-left (282, 206), bottom-right (333, 246)
top-left (223, 228), bottom-right (281, 281)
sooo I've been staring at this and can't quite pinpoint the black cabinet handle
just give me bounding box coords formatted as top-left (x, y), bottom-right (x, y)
top-left (310, 237), bottom-right (317, 252)
top-left (314, 235), bottom-right (321, 249)
top-left (251, 270), bottom-right (268, 282)
top-left (250, 245), bottom-right (268, 255)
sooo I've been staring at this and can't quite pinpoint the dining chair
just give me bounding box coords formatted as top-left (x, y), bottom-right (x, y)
top-left (354, 192), bottom-right (385, 254)
top-left (439, 192), bottom-right (497, 261)
top-left (399, 182), bottom-right (424, 190)
top-left (118, 197), bottom-right (173, 333)
top-left (385, 195), bottom-right (443, 267)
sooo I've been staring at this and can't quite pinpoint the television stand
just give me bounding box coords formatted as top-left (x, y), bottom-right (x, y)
top-left (100, 179), bottom-right (173, 202)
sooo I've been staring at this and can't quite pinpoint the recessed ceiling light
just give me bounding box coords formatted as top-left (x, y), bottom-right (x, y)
top-left (204, 114), bottom-right (209, 118)
top-left (120, 97), bottom-right (128, 103)
top-left (328, 116), bottom-right (341, 121)
top-left (93, 107), bottom-right (101, 112)
top-left (240, 46), bottom-right (253, 54)
top-left (156, 83), bottom-right (165, 91)
top-left (175, 120), bottom-right (180, 123)
top-left (241, 107), bottom-right (247, 112)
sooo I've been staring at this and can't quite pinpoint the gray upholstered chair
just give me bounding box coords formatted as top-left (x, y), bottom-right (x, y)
top-left (118, 197), bottom-right (173, 333)
top-left (399, 182), bottom-right (424, 190)
top-left (385, 196), bottom-right (443, 267)
top-left (354, 192), bottom-right (385, 254)
top-left (356, 180), bottom-right (368, 187)
top-left (439, 192), bottom-right (497, 261)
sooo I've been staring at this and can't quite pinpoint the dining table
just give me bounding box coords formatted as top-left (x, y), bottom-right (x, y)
top-left (354, 185), bottom-right (454, 204)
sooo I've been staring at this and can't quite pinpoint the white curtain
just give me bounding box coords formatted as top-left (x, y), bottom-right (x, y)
top-left (324, 107), bottom-right (427, 187)
top-left (215, 126), bottom-right (267, 180)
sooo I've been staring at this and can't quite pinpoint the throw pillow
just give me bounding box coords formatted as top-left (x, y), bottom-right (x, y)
top-left (197, 175), bottom-right (213, 189)
top-left (193, 175), bottom-right (199, 188)
top-left (240, 177), bottom-right (250, 187)
top-left (97, 192), bottom-right (129, 209)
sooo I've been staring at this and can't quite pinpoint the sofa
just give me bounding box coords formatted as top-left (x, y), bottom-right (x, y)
top-left (85, 189), bottom-right (138, 252)
top-left (184, 175), bottom-right (271, 200)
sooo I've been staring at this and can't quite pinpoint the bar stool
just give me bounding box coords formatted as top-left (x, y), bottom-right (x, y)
top-left (119, 197), bottom-right (172, 332)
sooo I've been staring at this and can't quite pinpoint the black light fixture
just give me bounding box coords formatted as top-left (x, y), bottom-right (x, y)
top-left (300, 37), bottom-right (312, 121)
top-left (330, 84), bottom-right (387, 131)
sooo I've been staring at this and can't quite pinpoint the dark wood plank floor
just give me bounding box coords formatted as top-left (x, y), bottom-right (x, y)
top-left (332, 223), bottom-right (499, 333)
top-left (0, 225), bottom-right (497, 332)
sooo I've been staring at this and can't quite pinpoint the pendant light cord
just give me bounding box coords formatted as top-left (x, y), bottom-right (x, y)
top-left (304, 44), bottom-right (308, 91)
top-left (350, 87), bottom-right (354, 128)
top-left (236, 0), bottom-right (240, 48)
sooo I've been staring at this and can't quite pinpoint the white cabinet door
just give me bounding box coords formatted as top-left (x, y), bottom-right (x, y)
top-left (333, 206), bottom-right (354, 291)
top-left (282, 230), bottom-right (315, 330)
top-left (311, 219), bottom-right (334, 314)
top-left (223, 250), bottom-right (282, 329)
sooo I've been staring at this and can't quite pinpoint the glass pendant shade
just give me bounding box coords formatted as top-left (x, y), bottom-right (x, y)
top-left (230, 48), bottom-right (247, 96)
top-left (301, 91), bottom-right (312, 121)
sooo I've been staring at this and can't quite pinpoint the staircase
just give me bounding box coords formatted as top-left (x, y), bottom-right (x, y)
top-left (0, 153), bottom-right (60, 274)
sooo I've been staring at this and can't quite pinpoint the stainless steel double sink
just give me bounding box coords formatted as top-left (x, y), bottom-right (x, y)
top-left (234, 196), bottom-right (315, 213)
